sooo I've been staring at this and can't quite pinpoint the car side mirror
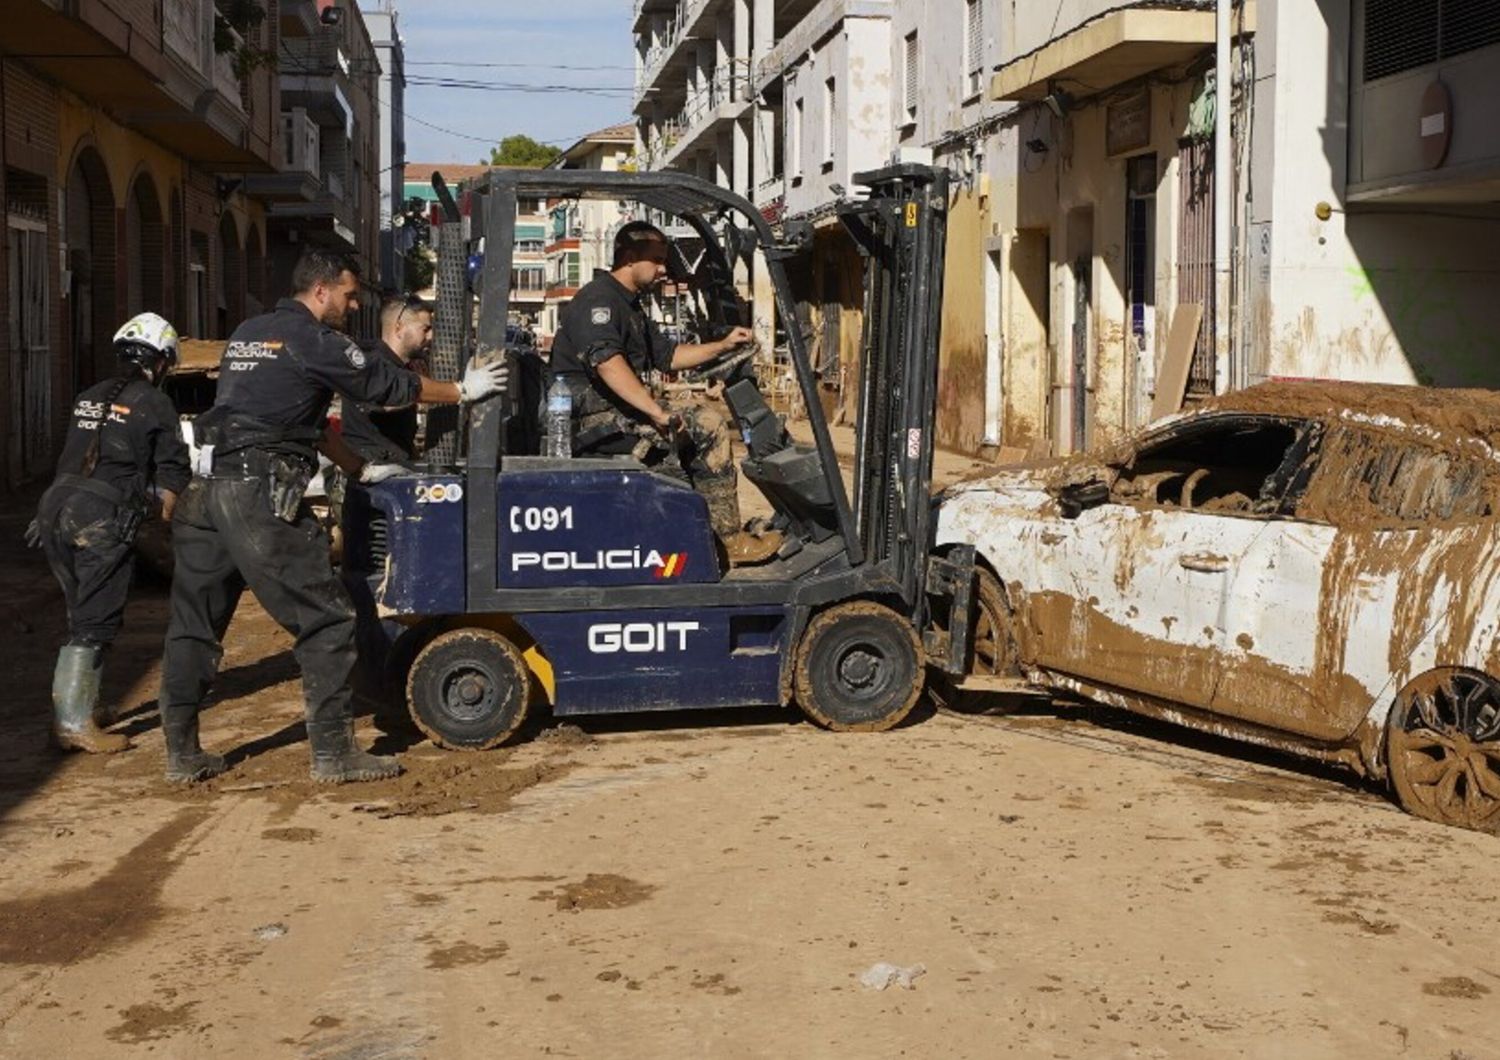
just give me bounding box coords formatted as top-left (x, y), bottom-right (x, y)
top-left (1057, 479), bottom-right (1109, 518)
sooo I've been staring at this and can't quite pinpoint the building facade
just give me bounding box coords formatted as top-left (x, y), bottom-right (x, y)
top-left (266, 0), bottom-right (384, 331)
top-left (540, 124), bottom-right (637, 341)
top-left (403, 163), bottom-right (549, 323)
top-left (0, 0), bottom-right (286, 487)
top-left (362, 1), bottom-right (407, 291)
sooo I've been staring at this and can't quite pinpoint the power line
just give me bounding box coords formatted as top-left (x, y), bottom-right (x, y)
top-left (404, 76), bottom-right (633, 97)
top-left (405, 60), bottom-right (637, 72)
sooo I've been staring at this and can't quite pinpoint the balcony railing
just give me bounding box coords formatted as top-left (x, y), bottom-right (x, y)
top-left (282, 109), bottom-right (321, 178)
top-left (635, 0), bottom-right (720, 98)
top-left (643, 60), bottom-right (750, 163)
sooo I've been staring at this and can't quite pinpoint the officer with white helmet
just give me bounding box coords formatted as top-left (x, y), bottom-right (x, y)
top-left (30, 312), bottom-right (190, 753)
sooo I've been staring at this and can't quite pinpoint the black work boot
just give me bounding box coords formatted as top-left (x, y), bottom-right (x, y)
top-left (308, 717), bottom-right (401, 784)
top-left (51, 645), bottom-right (130, 754)
top-left (161, 704), bottom-right (227, 784)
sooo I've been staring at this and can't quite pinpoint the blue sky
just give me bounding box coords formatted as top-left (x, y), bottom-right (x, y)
top-left (390, 0), bottom-right (636, 164)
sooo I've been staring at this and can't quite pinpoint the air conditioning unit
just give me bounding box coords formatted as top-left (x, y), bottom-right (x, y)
top-left (282, 109), bottom-right (321, 179)
top-left (891, 146), bottom-right (934, 166)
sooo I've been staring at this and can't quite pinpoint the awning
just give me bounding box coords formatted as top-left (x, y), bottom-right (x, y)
top-left (989, 4), bottom-right (1255, 103)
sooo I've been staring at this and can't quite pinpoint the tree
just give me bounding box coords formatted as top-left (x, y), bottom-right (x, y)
top-left (484, 135), bottom-right (561, 168)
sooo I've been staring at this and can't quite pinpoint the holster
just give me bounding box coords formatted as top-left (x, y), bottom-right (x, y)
top-left (267, 453), bottom-right (313, 523)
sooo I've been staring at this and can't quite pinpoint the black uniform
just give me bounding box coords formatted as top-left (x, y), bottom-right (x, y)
top-left (38, 375), bottom-right (190, 646)
top-left (550, 270), bottom-right (738, 534)
top-left (159, 299), bottom-right (422, 747)
top-left (337, 341), bottom-right (420, 462)
top-left (551, 269), bottom-right (677, 426)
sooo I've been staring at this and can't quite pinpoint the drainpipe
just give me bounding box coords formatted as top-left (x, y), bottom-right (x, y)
top-left (1213, 0), bottom-right (1233, 394)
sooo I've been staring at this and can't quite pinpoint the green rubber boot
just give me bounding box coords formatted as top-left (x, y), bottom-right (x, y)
top-left (52, 645), bottom-right (129, 754)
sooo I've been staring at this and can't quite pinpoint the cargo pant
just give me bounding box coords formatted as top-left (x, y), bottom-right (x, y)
top-left (575, 399), bottom-right (740, 537)
top-left (38, 487), bottom-right (137, 648)
top-left (158, 467), bottom-right (359, 741)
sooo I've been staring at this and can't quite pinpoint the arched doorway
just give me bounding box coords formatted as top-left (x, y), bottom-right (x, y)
top-left (124, 170), bottom-right (165, 318)
top-left (64, 146), bottom-right (117, 389)
top-left (216, 211), bottom-right (244, 336)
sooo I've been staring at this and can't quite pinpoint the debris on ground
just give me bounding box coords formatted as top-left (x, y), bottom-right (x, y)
top-left (859, 961), bottom-right (927, 991)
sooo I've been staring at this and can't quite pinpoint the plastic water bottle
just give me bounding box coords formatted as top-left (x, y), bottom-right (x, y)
top-left (544, 376), bottom-right (573, 458)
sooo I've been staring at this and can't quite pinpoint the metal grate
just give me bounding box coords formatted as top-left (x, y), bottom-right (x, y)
top-left (1364, 0), bottom-right (1500, 81)
top-left (1176, 138), bottom-right (1216, 397)
top-left (904, 33), bottom-right (918, 116)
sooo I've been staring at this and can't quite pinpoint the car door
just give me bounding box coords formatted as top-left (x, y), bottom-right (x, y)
top-left (1029, 414), bottom-right (1307, 711)
top-left (1212, 422), bottom-right (1500, 741)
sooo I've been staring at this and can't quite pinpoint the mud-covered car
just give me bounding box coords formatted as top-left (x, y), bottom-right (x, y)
top-left (935, 382), bottom-right (1500, 833)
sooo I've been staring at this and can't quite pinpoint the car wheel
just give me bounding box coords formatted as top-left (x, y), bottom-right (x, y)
top-left (932, 568), bottom-right (1020, 713)
top-left (795, 601), bottom-right (924, 732)
top-left (1387, 669), bottom-right (1500, 833)
top-left (406, 628), bottom-right (531, 751)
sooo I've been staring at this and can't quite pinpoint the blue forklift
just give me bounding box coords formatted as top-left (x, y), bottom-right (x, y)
top-left (342, 164), bottom-right (977, 750)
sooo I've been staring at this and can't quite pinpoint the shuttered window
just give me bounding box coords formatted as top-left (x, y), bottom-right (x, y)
top-left (965, 0), bottom-right (983, 97)
top-left (1364, 0), bottom-right (1500, 81)
top-left (904, 32), bottom-right (918, 119)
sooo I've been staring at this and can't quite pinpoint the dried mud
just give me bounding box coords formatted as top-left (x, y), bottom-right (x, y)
top-left (532, 874), bottom-right (658, 913)
top-left (104, 1000), bottom-right (201, 1044)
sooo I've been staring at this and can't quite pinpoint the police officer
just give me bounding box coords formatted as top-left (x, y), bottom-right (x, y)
top-left (338, 293), bottom-right (432, 463)
top-left (157, 249), bottom-right (507, 785)
top-left (31, 312), bottom-right (190, 753)
top-left (550, 221), bottom-right (766, 558)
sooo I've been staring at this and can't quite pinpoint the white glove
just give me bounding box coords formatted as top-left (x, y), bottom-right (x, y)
top-left (358, 462), bottom-right (404, 485)
top-left (459, 360), bottom-right (509, 403)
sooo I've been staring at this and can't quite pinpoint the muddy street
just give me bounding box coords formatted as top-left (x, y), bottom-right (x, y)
top-left (2, 485), bottom-right (1498, 1059)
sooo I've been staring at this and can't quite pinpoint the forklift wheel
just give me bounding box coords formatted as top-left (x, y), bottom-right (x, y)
top-left (794, 601), bottom-right (924, 732)
top-left (406, 629), bottom-right (532, 751)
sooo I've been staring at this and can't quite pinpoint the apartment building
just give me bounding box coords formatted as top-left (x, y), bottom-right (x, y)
top-left (266, 0), bottom-right (384, 328)
top-left (974, 0), bottom-right (1500, 459)
top-left (362, 1), bottom-right (407, 291)
top-left (402, 164), bottom-right (549, 323)
top-left (540, 124), bottom-right (637, 341)
top-left (0, 0), bottom-right (284, 486)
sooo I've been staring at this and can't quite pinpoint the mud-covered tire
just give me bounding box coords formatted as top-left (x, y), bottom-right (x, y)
top-left (931, 567), bottom-right (1020, 713)
top-left (406, 629), bottom-right (531, 751)
top-left (795, 601), bottom-right (924, 733)
top-left (1386, 669), bottom-right (1500, 834)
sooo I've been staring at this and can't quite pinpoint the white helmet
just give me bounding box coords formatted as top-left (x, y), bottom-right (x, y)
top-left (113, 312), bottom-right (179, 384)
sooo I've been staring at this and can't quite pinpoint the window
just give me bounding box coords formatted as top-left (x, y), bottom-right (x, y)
top-left (515, 239), bottom-right (545, 254)
top-left (1110, 416), bottom-right (1310, 516)
top-left (965, 1), bottom-right (984, 98)
top-left (791, 98), bottom-right (804, 179)
top-left (823, 78), bottom-right (836, 165)
top-left (566, 251), bottom-right (580, 287)
top-left (1298, 425), bottom-right (1495, 524)
top-left (903, 32), bottom-right (918, 121)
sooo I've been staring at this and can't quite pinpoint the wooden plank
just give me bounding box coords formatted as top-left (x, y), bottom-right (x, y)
top-left (1150, 302), bottom-right (1203, 422)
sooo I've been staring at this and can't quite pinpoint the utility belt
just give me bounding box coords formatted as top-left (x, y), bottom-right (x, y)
top-left (192, 408), bottom-right (321, 523)
top-left (47, 473), bottom-right (147, 544)
top-left (208, 447), bottom-right (316, 523)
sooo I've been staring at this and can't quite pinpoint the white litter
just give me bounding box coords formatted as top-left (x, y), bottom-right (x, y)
top-left (859, 962), bottom-right (927, 991)
top-left (253, 922), bottom-right (288, 941)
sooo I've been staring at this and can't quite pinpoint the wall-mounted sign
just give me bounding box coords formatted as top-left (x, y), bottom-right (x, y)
top-left (1106, 91), bottom-right (1152, 157)
top-left (1420, 80), bottom-right (1452, 169)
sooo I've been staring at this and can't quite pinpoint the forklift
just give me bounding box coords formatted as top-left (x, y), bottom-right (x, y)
top-left (342, 164), bottom-right (977, 750)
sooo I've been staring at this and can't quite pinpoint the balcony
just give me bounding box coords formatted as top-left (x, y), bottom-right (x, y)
top-left (656, 61), bottom-right (752, 168)
top-left (244, 110), bottom-right (324, 201)
top-left (754, 0), bottom-right (891, 95)
top-left (633, 0), bottom-right (677, 33)
top-left (633, 0), bottom-right (727, 113)
top-left (0, 0), bottom-right (272, 170)
top-left (280, 34), bottom-right (356, 132)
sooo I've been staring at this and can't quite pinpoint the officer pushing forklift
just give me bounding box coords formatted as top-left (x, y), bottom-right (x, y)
top-left (156, 249), bottom-right (509, 785)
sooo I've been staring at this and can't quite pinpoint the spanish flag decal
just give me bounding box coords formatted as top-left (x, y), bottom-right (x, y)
top-left (656, 553), bottom-right (686, 578)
